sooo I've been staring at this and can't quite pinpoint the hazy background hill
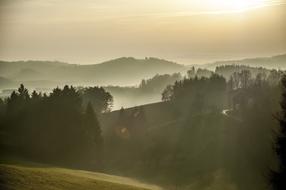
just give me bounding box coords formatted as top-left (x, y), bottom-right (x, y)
top-left (1, 54), bottom-right (285, 110)
top-left (0, 57), bottom-right (186, 89)
top-left (202, 53), bottom-right (286, 70)
top-left (1, 54), bottom-right (286, 90)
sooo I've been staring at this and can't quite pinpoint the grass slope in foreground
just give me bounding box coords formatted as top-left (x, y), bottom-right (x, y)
top-left (0, 164), bottom-right (161, 190)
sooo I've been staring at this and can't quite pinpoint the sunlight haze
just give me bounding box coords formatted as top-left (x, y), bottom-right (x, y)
top-left (1, 1), bottom-right (286, 190)
top-left (0, 0), bottom-right (285, 64)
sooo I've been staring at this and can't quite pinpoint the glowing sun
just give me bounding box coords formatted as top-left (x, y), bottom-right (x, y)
top-left (204, 0), bottom-right (268, 12)
top-left (178, 0), bottom-right (271, 14)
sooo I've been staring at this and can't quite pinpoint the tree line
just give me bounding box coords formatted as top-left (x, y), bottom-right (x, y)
top-left (0, 84), bottom-right (112, 169)
top-left (0, 66), bottom-right (286, 189)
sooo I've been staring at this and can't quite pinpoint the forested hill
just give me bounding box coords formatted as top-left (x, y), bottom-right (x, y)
top-left (203, 53), bottom-right (286, 70)
top-left (0, 57), bottom-right (186, 88)
top-left (99, 72), bottom-right (280, 189)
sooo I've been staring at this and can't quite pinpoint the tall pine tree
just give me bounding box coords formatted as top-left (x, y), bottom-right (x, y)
top-left (84, 102), bottom-right (103, 168)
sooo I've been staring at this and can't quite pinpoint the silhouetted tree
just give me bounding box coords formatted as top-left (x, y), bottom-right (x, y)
top-left (240, 70), bottom-right (252, 88)
top-left (162, 85), bottom-right (174, 101)
top-left (83, 102), bottom-right (103, 168)
top-left (0, 98), bottom-right (4, 115)
top-left (84, 102), bottom-right (103, 147)
top-left (0, 98), bottom-right (5, 131)
top-left (268, 70), bottom-right (284, 86)
top-left (80, 86), bottom-right (113, 113)
top-left (187, 67), bottom-right (195, 78)
top-left (6, 84), bottom-right (30, 115)
top-left (271, 75), bottom-right (286, 190)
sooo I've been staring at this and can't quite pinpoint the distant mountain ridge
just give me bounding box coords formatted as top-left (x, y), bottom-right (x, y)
top-left (203, 53), bottom-right (286, 70)
top-left (0, 57), bottom-right (186, 88)
top-left (1, 54), bottom-right (286, 90)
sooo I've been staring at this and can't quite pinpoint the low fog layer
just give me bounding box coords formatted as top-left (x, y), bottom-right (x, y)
top-left (1, 54), bottom-right (286, 110)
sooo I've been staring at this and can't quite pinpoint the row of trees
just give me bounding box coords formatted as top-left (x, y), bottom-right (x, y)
top-left (228, 69), bottom-right (283, 90)
top-left (215, 65), bottom-right (270, 80)
top-left (187, 66), bottom-right (214, 79)
top-left (1, 67), bottom-right (286, 189)
top-left (139, 73), bottom-right (182, 94)
top-left (162, 74), bottom-right (227, 114)
top-left (187, 65), bottom-right (283, 88)
top-left (157, 69), bottom-right (284, 189)
top-left (104, 69), bottom-right (285, 189)
top-left (0, 84), bottom-right (111, 169)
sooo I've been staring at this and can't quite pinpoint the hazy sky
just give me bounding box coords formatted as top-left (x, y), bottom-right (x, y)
top-left (0, 0), bottom-right (285, 65)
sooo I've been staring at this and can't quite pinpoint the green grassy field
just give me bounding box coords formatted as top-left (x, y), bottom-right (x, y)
top-left (0, 163), bottom-right (161, 190)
